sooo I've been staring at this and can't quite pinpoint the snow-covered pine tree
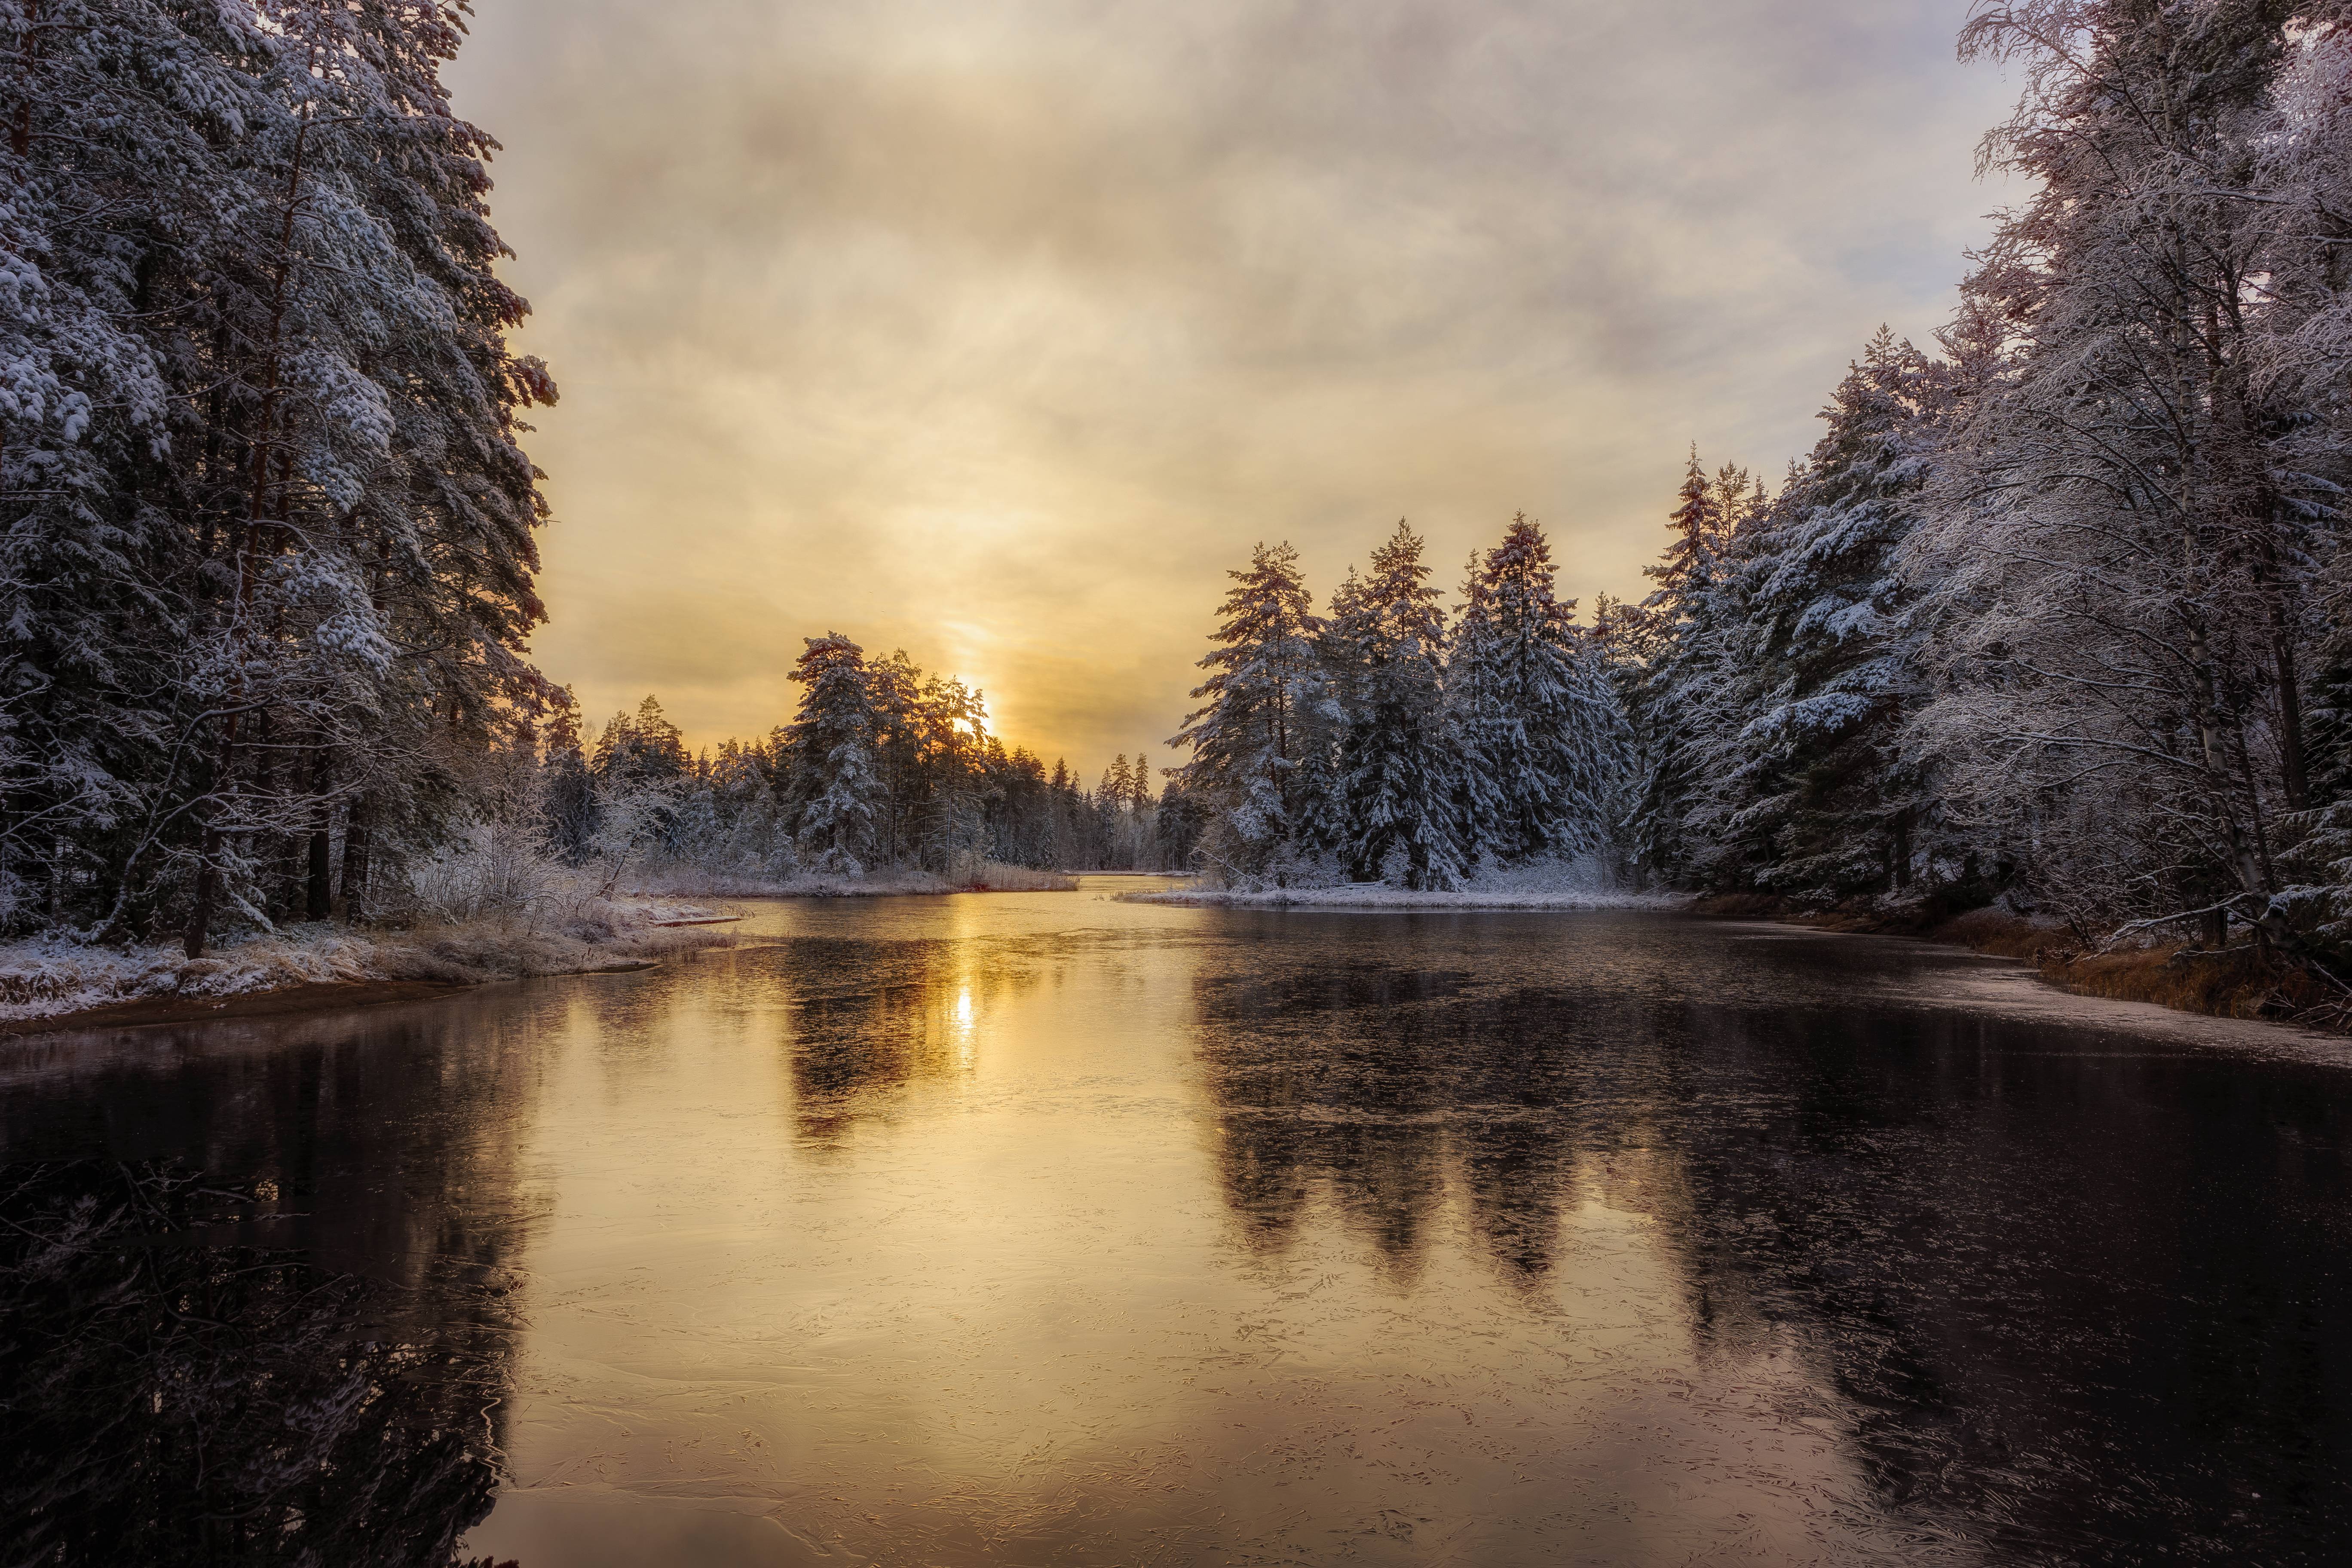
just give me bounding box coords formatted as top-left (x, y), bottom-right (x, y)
top-left (1131, 747), bottom-right (1156, 811)
top-left (1657, 466), bottom-right (1777, 889)
top-left (1, 2), bottom-right (557, 946)
top-left (595, 696), bottom-right (689, 784)
top-left (1726, 329), bottom-right (1942, 900)
top-left (912, 673), bottom-right (989, 877)
top-left (1451, 516), bottom-right (1622, 866)
top-left (1168, 541), bottom-right (1325, 881)
top-left (784, 634), bottom-right (883, 875)
top-left (1619, 450), bottom-right (1737, 886)
top-left (0, 0), bottom-right (265, 933)
top-left (1332, 521), bottom-right (1465, 889)
top-left (1446, 549), bottom-right (1507, 864)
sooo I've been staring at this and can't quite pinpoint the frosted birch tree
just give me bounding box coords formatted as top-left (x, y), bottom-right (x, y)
top-left (1912, 0), bottom-right (2337, 942)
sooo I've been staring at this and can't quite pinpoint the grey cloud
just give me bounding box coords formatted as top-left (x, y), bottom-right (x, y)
top-left (449, 0), bottom-right (2014, 769)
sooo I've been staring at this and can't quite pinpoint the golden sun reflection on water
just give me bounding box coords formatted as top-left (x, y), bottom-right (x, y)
top-left (13, 884), bottom-right (2347, 1564)
top-left (452, 890), bottom-right (1953, 1567)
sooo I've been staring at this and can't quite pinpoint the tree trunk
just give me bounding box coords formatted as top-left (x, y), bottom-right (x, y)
top-left (11, 1), bottom-right (37, 159)
top-left (305, 744), bottom-right (333, 920)
top-left (184, 670), bottom-right (254, 957)
top-left (2272, 602), bottom-right (2310, 814)
top-left (184, 825), bottom-right (223, 959)
top-left (306, 816), bottom-right (333, 922)
top-left (339, 796), bottom-right (371, 923)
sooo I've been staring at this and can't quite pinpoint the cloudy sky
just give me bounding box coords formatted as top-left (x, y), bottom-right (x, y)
top-left (445, 0), bottom-right (2017, 775)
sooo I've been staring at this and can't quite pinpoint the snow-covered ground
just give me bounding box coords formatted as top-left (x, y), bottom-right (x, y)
top-left (0, 899), bottom-right (732, 1026)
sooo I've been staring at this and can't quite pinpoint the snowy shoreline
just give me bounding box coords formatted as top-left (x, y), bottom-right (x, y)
top-left (1131, 884), bottom-right (1682, 912)
top-left (0, 869), bottom-right (1087, 1034)
top-left (0, 900), bottom-right (738, 1033)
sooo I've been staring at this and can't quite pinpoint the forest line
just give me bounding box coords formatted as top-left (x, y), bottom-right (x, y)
top-left (1166, 2), bottom-right (2352, 998)
top-left (15, 0), bottom-right (2352, 1009)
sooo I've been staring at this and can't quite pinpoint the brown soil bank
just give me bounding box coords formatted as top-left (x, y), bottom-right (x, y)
top-left (1691, 893), bottom-right (2344, 1029)
top-left (0, 979), bottom-right (481, 1038)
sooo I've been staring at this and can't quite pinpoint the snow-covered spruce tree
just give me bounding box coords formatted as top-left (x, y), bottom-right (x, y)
top-left (1, 1), bottom-right (556, 948)
top-left (1911, 0), bottom-right (2341, 944)
top-left (1168, 541), bottom-right (1325, 882)
top-left (911, 673), bottom-right (989, 879)
top-left (1619, 451), bottom-right (1755, 887)
top-left (0, 0), bottom-right (264, 931)
top-left (1722, 329), bottom-right (1945, 901)
top-left (1586, 591), bottom-right (1653, 882)
top-left (861, 649), bottom-right (929, 866)
top-left (1329, 521), bottom-right (1465, 889)
top-left (188, 0), bottom-right (554, 954)
top-left (783, 635), bottom-right (883, 875)
top-left (1292, 564), bottom-right (1368, 864)
top-left (1661, 466), bottom-right (1777, 890)
top-left (538, 691), bottom-right (598, 864)
top-left (1450, 514), bottom-right (1622, 867)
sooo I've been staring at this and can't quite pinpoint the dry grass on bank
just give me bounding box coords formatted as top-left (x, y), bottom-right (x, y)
top-left (1695, 894), bottom-right (2341, 1026)
top-left (1932, 909), bottom-right (2337, 1023)
top-left (0, 899), bottom-right (737, 1027)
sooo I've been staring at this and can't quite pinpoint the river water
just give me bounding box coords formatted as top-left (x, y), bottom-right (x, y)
top-left (3, 883), bottom-right (2349, 1566)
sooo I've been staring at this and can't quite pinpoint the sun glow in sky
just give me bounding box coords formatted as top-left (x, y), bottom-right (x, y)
top-left (446, 0), bottom-right (2016, 773)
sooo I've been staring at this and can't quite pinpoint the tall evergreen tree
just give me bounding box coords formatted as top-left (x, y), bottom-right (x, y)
top-left (0, 1), bottom-right (554, 946)
top-left (1620, 451), bottom-right (1735, 885)
top-left (1168, 541), bottom-right (1324, 879)
top-left (1452, 514), bottom-right (1621, 866)
top-left (1726, 330), bottom-right (1942, 897)
top-left (1332, 521), bottom-right (1464, 888)
top-left (784, 634), bottom-right (882, 875)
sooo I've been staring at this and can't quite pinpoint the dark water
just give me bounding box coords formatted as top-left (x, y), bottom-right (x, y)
top-left (4, 886), bottom-right (2350, 1566)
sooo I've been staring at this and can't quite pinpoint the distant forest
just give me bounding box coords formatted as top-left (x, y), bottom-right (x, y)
top-left (16, 0), bottom-right (2352, 977)
top-left (553, 658), bottom-right (1201, 885)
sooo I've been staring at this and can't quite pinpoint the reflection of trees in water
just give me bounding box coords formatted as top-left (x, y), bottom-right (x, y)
top-left (781, 935), bottom-right (1044, 1145)
top-left (1656, 1007), bottom-right (2352, 1563)
top-left (0, 1162), bottom-right (518, 1568)
top-left (1194, 959), bottom-right (1675, 1287)
top-left (1196, 942), bottom-right (2352, 1559)
top-left (0, 1006), bottom-right (552, 1289)
top-left (0, 1000), bottom-right (551, 1567)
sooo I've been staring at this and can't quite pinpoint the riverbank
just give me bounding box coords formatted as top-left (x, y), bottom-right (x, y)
top-left (1691, 893), bottom-right (2345, 1029)
top-left (1135, 883), bottom-right (1677, 912)
top-left (0, 865), bottom-right (1096, 1037)
top-left (1142, 880), bottom-right (2338, 1029)
top-left (0, 901), bottom-right (737, 1037)
top-left (626, 862), bottom-right (1078, 898)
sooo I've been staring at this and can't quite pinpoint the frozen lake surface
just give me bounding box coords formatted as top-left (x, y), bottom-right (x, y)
top-left (4, 882), bottom-right (2349, 1565)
